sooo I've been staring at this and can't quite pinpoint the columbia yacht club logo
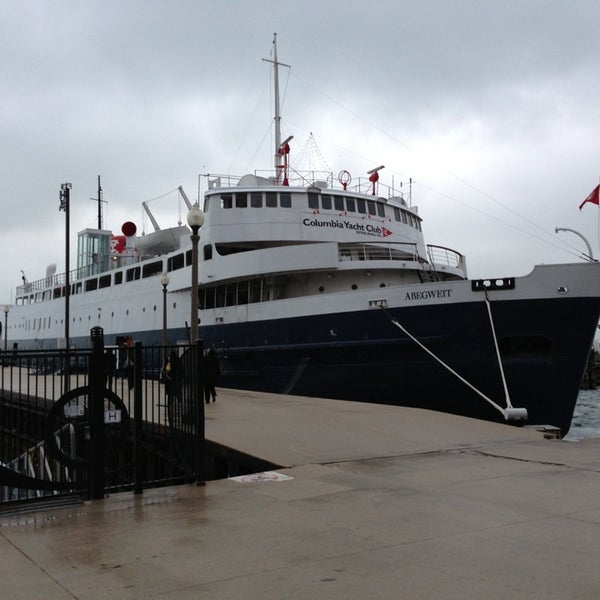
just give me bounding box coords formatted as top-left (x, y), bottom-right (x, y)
top-left (302, 216), bottom-right (392, 238)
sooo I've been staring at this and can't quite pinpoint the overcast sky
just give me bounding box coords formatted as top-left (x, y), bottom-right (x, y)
top-left (2, 0), bottom-right (600, 305)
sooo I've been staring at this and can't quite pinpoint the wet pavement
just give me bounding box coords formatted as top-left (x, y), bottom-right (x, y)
top-left (2, 389), bottom-right (600, 599)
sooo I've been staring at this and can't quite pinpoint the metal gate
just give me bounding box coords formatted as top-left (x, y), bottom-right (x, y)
top-left (0, 328), bottom-right (204, 506)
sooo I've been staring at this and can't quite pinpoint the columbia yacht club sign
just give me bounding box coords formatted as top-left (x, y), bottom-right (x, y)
top-left (302, 215), bottom-right (392, 238)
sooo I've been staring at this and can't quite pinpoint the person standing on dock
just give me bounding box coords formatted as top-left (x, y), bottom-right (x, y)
top-left (104, 348), bottom-right (116, 390)
top-left (203, 347), bottom-right (221, 404)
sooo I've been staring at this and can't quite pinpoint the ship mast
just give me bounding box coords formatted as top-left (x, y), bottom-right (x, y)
top-left (263, 33), bottom-right (290, 173)
top-left (96, 175), bottom-right (104, 230)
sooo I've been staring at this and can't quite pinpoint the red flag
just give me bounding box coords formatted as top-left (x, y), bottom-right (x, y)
top-left (579, 184), bottom-right (600, 210)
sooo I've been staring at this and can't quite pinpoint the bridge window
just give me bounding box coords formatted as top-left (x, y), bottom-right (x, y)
top-left (142, 261), bottom-right (163, 278)
top-left (236, 193), bottom-right (247, 208)
top-left (308, 192), bottom-right (319, 209)
top-left (126, 267), bottom-right (140, 282)
top-left (266, 192), bottom-right (277, 207)
top-left (167, 253), bottom-right (184, 271)
top-left (346, 197), bottom-right (356, 212)
top-left (251, 192), bottom-right (262, 208)
top-left (321, 195), bottom-right (332, 210)
top-left (280, 192), bottom-right (292, 207)
top-left (334, 196), bottom-right (344, 211)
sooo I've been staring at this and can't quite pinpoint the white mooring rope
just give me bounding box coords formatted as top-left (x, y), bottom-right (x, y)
top-left (382, 304), bottom-right (527, 422)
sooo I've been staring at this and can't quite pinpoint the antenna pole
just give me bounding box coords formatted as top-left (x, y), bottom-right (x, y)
top-left (97, 175), bottom-right (103, 230)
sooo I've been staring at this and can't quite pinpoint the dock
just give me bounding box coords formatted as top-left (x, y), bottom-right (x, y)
top-left (2, 389), bottom-right (600, 599)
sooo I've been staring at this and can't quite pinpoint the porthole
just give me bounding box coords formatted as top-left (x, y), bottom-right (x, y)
top-left (153, 305), bottom-right (157, 311)
top-left (351, 284), bottom-right (358, 290)
top-left (379, 283), bottom-right (386, 287)
top-left (318, 286), bottom-right (324, 293)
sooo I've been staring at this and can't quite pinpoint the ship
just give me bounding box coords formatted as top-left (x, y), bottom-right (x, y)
top-left (6, 36), bottom-right (600, 437)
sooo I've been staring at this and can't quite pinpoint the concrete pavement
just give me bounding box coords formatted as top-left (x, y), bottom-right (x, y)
top-left (2, 389), bottom-right (599, 599)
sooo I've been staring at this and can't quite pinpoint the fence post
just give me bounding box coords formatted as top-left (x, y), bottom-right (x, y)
top-left (134, 341), bottom-right (144, 494)
top-left (89, 327), bottom-right (105, 500)
top-left (195, 340), bottom-right (205, 485)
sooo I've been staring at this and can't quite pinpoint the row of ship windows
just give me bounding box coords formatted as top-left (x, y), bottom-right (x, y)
top-left (16, 301), bottom-right (180, 332)
top-left (212, 191), bottom-right (422, 231)
top-left (18, 252), bottom-right (191, 305)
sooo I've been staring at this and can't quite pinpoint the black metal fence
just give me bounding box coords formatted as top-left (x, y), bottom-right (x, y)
top-left (0, 331), bottom-right (204, 505)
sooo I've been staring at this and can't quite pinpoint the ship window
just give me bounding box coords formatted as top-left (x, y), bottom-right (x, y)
top-left (215, 285), bottom-right (225, 308)
top-left (99, 275), bottom-right (111, 289)
top-left (185, 249), bottom-right (192, 266)
top-left (334, 196), bottom-right (344, 211)
top-left (394, 207), bottom-right (401, 221)
top-left (249, 278), bottom-right (262, 303)
top-left (115, 271), bottom-right (123, 285)
top-left (204, 244), bottom-right (213, 260)
top-left (204, 287), bottom-right (215, 309)
top-left (377, 203), bottom-right (385, 218)
top-left (238, 281), bottom-right (248, 304)
top-left (308, 192), bottom-right (319, 209)
top-left (367, 200), bottom-right (377, 216)
top-left (401, 210), bottom-right (408, 224)
top-left (53, 287), bottom-right (62, 299)
top-left (142, 261), bottom-right (163, 278)
top-left (225, 284), bottom-right (236, 306)
top-left (357, 199), bottom-right (366, 214)
top-left (221, 194), bottom-right (233, 209)
top-left (168, 253), bottom-right (184, 271)
top-left (321, 195), bottom-right (332, 210)
top-left (266, 192), bottom-right (277, 207)
top-left (74, 282), bottom-right (82, 295)
top-left (251, 192), bottom-right (262, 208)
top-left (235, 193), bottom-right (248, 208)
top-left (346, 197), bottom-right (356, 212)
top-left (280, 192), bottom-right (292, 208)
top-left (126, 267), bottom-right (140, 282)
top-left (85, 279), bottom-right (98, 292)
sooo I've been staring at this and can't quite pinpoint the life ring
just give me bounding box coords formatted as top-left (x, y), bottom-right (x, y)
top-left (338, 170), bottom-right (352, 190)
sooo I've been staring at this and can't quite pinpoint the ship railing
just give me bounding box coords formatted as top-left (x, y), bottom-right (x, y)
top-left (338, 242), bottom-right (463, 269)
top-left (207, 170), bottom-right (411, 202)
top-left (16, 264), bottom-right (99, 298)
top-left (426, 245), bottom-right (464, 269)
top-left (338, 242), bottom-right (421, 263)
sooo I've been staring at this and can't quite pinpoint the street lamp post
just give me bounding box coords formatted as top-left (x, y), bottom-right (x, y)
top-left (186, 204), bottom-right (205, 344)
top-left (555, 227), bottom-right (595, 261)
top-left (60, 182), bottom-right (72, 392)
top-left (160, 272), bottom-right (170, 347)
top-left (3, 305), bottom-right (9, 353)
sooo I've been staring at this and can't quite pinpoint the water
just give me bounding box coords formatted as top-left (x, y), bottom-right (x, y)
top-left (564, 388), bottom-right (600, 441)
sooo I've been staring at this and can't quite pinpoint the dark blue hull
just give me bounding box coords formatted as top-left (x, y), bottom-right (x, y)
top-left (198, 297), bottom-right (599, 437)
top-left (14, 296), bottom-right (600, 437)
